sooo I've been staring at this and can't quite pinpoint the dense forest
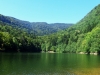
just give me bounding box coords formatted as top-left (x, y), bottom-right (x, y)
top-left (0, 14), bottom-right (72, 52)
top-left (0, 21), bottom-right (41, 52)
top-left (40, 4), bottom-right (100, 54)
top-left (0, 4), bottom-right (100, 54)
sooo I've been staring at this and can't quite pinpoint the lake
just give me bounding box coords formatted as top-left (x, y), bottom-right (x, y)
top-left (0, 53), bottom-right (100, 75)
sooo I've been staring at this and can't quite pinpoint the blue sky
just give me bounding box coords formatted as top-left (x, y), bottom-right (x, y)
top-left (0, 0), bottom-right (100, 23)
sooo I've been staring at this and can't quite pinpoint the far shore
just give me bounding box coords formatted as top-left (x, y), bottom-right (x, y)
top-left (41, 51), bottom-right (99, 55)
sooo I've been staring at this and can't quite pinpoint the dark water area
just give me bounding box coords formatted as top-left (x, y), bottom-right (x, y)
top-left (0, 53), bottom-right (100, 75)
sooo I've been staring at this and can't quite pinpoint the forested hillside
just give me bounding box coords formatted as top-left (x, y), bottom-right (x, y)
top-left (0, 14), bottom-right (72, 52)
top-left (40, 4), bottom-right (100, 54)
top-left (0, 14), bottom-right (73, 35)
top-left (0, 21), bottom-right (42, 52)
top-left (0, 4), bottom-right (100, 54)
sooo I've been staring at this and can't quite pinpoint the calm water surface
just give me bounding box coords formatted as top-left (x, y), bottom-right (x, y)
top-left (0, 53), bottom-right (100, 75)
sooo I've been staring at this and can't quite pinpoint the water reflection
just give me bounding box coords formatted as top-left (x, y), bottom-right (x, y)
top-left (0, 53), bottom-right (100, 75)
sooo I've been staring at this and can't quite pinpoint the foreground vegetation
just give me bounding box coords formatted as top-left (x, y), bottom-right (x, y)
top-left (0, 21), bottom-right (42, 52)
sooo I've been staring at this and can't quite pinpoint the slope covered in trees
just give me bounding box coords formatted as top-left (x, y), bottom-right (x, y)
top-left (0, 21), bottom-right (42, 52)
top-left (0, 14), bottom-right (73, 35)
top-left (0, 4), bottom-right (100, 54)
top-left (40, 4), bottom-right (100, 54)
top-left (0, 14), bottom-right (72, 52)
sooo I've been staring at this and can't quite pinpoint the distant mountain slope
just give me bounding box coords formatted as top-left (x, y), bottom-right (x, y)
top-left (41, 4), bottom-right (100, 54)
top-left (0, 14), bottom-right (73, 35)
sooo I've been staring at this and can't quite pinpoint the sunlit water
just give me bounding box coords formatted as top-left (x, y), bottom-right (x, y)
top-left (0, 53), bottom-right (100, 75)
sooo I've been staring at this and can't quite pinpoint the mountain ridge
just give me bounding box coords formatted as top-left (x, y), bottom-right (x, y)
top-left (0, 14), bottom-right (73, 35)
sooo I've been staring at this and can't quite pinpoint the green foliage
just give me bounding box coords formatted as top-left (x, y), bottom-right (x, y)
top-left (0, 4), bottom-right (100, 54)
top-left (39, 4), bottom-right (100, 54)
top-left (0, 21), bottom-right (42, 52)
